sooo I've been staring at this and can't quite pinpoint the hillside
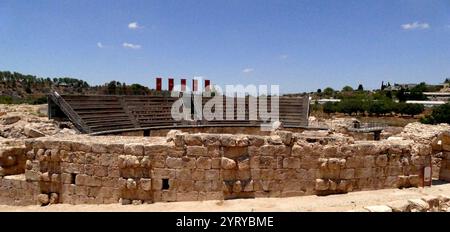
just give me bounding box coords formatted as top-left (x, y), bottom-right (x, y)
top-left (0, 71), bottom-right (154, 104)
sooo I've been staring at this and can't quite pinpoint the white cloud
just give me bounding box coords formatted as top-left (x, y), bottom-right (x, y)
top-left (279, 54), bottom-right (288, 59)
top-left (401, 22), bottom-right (430, 30)
top-left (122, 42), bottom-right (141, 49)
top-left (242, 68), bottom-right (254, 73)
top-left (97, 42), bottom-right (103, 48)
top-left (128, 22), bottom-right (142, 30)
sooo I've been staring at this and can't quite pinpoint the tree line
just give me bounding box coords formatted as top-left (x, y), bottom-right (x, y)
top-left (0, 71), bottom-right (160, 104)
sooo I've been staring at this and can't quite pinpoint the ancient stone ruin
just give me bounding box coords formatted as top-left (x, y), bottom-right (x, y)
top-left (1, 127), bottom-right (448, 206)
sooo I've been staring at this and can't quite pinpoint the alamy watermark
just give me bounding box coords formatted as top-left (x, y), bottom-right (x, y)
top-left (170, 79), bottom-right (280, 131)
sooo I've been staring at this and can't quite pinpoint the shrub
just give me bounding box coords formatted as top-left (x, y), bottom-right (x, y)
top-left (323, 102), bottom-right (337, 114)
top-left (421, 104), bottom-right (450, 124)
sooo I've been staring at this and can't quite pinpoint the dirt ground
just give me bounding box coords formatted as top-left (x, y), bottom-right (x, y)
top-left (1, 182), bottom-right (449, 212)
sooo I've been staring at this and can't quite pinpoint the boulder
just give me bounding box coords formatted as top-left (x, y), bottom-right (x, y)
top-left (49, 193), bottom-right (59, 204)
top-left (0, 116), bottom-right (20, 125)
top-left (38, 194), bottom-right (49, 205)
top-left (315, 179), bottom-right (329, 191)
top-left (23, 126), bottom-right (45, 138)
top-left (408, 199), bottom-right (429, 212)
top-left (221, 157), bottom-right (236, 170)
top-left (364, 205), bottom-right (393, 212)
top-left (387, 200), bottom-right (411, 212)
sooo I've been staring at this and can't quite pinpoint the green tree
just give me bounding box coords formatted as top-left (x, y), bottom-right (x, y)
top-left (323, 102), bottom-right (337, 114)
top-left (342, 86), bottom-right (353, 92)
top-left (323, 87), bottom-right (335, 97)
top-left (421, 104), bottom-right (450, 124)
top-left (357, 84), bottom-right (364, 91)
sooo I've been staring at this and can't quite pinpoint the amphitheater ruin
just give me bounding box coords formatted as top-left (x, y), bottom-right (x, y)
top-left (1, 91), bottom-right (450, 211)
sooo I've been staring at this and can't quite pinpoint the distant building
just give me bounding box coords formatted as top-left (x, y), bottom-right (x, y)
top-left (406, 100), bottom-right (446, 107)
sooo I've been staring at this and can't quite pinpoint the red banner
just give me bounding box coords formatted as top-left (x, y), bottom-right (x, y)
top-left (205, 79), bottom-right (211, 91)
top-left (156, 77), bottom-right (162, 91)
top-left (168, 78), bottom-right (174, 91)
top-left (181, 79), bottom-right (186, 91)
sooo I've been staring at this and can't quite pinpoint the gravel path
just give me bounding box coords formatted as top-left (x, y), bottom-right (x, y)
top-left (1, 182), bottom-right (449, 212)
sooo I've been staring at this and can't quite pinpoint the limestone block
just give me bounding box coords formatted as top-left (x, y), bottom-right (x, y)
top-left (315, 179), bottom-right (329, 191)
top-left (191, 169), bottom-right (205, 180)
top-left (194, 181), bottom-right (211, 192)
top-left (259, 145), bottom-right (290, 157)
top-left (94, 166), bottom-right (108, 177)
top-left (38, 194), bottom-right (49, 205)
top-left (177, 169), bottom-right (193, 180)
top-left (291, 145), bottom-right (304, 157)
top-left (25, 170), bottom-right (40, 181)
top-left (124, 144), bottom-right (144, 156)
top-left (248, 135), bottom-right (265, 146)
top-left (166, 157), bottom-right (183, 168)
top-left (355, 168), bottom-right (373, 179)
top-left (202, 134), bottom-right (221, 146)
top-left (237, 158), bottom-right (250, 171)
top-left (176, 192), bottom-right (199, 201)
top-left (259, 156), bottom-right (276, 169)
top-left (181, 156), bottom-right (196, 169)
top-left (387, 200), bottom-right (411, 212)
top-left (260, 169), bottom-right (274, 180)
top-left (267, 135), bottom-right (283, 145)
top-left (233, 180), bottom-right (242, 192)
top-left (49, 193), bottom-right (59, 204)
top-left (221, 170), bottom-right (236, 180)
top-left (205, 170), bottom-right (220, 180)
top-left (340, 169), bottom-right (355, 179)
top-left (72, 142), bottom-right (91, 152)
top-left (91, 143), bottom-right (108, 153)
top-left (140, 178), bottom-right (152, 191)
top-left (211, 158), bottom-right (221, 169)
top-left (207, 146), bottom-right (221, 157)
top-left (152, 179), bottom-right (162, 190)
top-left (408, 199), bottom-right (429, 212)
top-left (274, 131), bottom-right (292, 145)
top-left (220, 135), bottom-right (236, 147)
top-left (375, 155), bottom-right (388, 167)
top-left (61, 173), bottom-right (72, 184)
top-left (184, 134), bottom-right (203, 146)
top-left (161, 190), bottom-right (177, 202)
top-left (107, 143), bottom-right (124, 154)
top-left (196, 157), bottom-right (212, 169)
top-left (223, 146), bottom-right (248, 158)
top-left (221, 157), bottom-right (236, 170)
top-left (283, 157), bottom-right (300, 169)
top-left (421, 195), bottom-right (440, 210)
top-left (363, 156), bottom-right (375, 168)
top-left (346, 156), bottom-right (364, 168)
top-left (186, 146), bottom-right (207, 157)
top-left (408, 175), bottom-right (420, 187)
top-left (144, 144), bottom-right (169, 156)
top-left (152, 155), bottom-right (166, 168)
top-left (300, 156), bottom-right (320, 169)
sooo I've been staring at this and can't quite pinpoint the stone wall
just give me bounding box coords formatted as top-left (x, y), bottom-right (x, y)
top-left (431, 132), bottom-right (450, 181)
top-left (101, 126), bottom-right (308, 137)
top-left (0, 130), bottom-right (433, 205)
top-left (0, 141), bottom-right (27, 177)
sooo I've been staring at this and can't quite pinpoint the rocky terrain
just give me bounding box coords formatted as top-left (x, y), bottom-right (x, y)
top-left (0, 104), bottom-right (77, 140)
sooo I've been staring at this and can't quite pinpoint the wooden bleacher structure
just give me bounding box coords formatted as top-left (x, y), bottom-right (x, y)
top-left (48, 91), bottom-right (310, 134)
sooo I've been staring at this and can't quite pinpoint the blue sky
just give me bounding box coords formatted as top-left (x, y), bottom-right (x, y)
top-left (1, 0), bottom-right (449, 93)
